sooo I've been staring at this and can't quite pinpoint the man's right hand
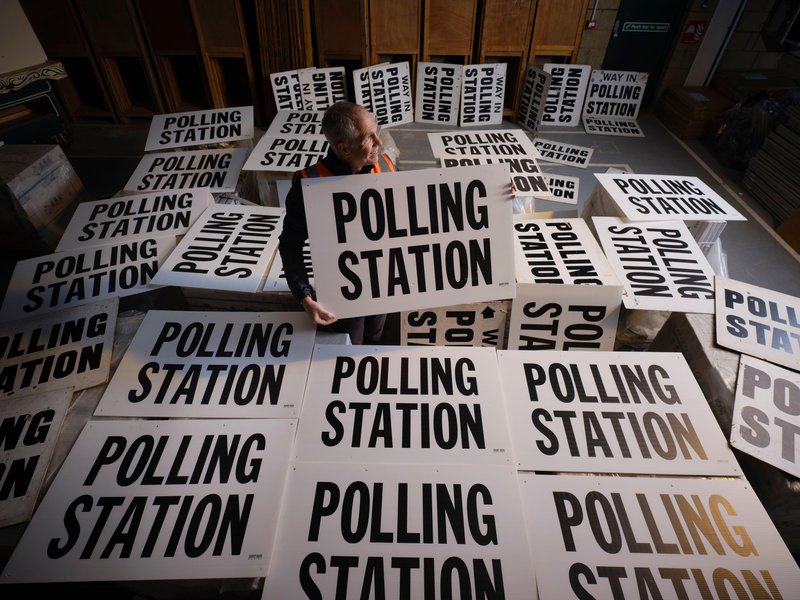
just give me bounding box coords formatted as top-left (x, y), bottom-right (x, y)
top-left (301, 296), bottom-right (337, 326)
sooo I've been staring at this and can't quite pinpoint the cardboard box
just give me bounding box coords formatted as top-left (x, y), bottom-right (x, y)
top-left (655, 86), bottom-right (732, 139)
top-left (0, 144), bottom-right (89, 256)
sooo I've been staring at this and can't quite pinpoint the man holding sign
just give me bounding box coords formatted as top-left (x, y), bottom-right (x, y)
top-left (279, 101), bottom-right (396, 344)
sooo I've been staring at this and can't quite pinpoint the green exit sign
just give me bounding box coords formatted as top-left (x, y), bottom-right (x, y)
top-left (623, 22), bottom-right (669, 33)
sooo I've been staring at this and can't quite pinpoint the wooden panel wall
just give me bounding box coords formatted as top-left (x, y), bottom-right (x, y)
top-left (312, 0), bottom-right (369, 69)
top-left (368, 0), bottom-right (421, 77)
top-left (423, 0), bottom-right (478, 63)
top-left (529, 0), bottom-right (590, 62)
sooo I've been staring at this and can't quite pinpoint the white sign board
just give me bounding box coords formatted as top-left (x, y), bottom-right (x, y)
top-left (262, 462), bottom-right (537, 599)
top-left (353, 62), bottom-right (413, 127)
top-left (583, 115), bottom-right (645, 137)
top-left (517, 66), bottom-right (551, 135)
top-left (441, 155), bottom-right (550, 198)
top-left (497, 350), bottom-right (741, 475)
top-left (583, 69), bottom-right (647, 120)
top-left (593, 217), bottom-right (716, 312)
top-left (0, 388), bottom-right (70, 527)
top-left (507, 284), bottom-right (622, 351)
top-left (95, 310), bottom-right (315, 418)
top-left (0, 238), bottom-right (174, 321)
top-left (262, 241), bottom-right (312, 292)
top-left (294, 344), bottom-right (514, 464)
top-left (352, 64), bottom-right (374, 112)
top-left (593, 172), bottom-right (746, 221)
top-left (1, 418), bottom-right (296, 583)
top-left (542, 174), bottom-right (580, 205)
top-left (401, 301), bottom-right (509, 347)
top-left (298, 66), bottom-right (347, 111)
top-left (243, 134), bottom-right (328, 172)
top-left (534, 137), bottom-right (594, 168)
top-left (270, 68), bottom-right (307, 110)
top-left (303, 164), bottom-right (516, 318)
top-left (153, 205), bottom-right (284, 293)
top-left (542, 63), bottom-right (591, 127)
top-left (715, 276), bottom-right (800, 370)
top-left (514, 217), bottom-right (619, 286)
top-left (460, 63), bottom-right (506, 126)
top-left (144, 106), bottom-right (254, 151)
top-left (0, 299), bottom-right (117, 398)
top-left (57, 189), bottom-right (211, 251)
top-left (124, 148), bottom-right (247, 193)
top-left (265, 109), bottom-right (324, 137)
top-left (732, 354), bottom-right (800, 477)
top-left (521, 474), bottom-right (800, 600)
top-left (414, 62), bottom-right (462, 125)
top-left (427, 128), bottom-right (540, 159)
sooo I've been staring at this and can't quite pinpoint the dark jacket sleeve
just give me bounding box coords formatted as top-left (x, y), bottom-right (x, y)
top-left (278, 173), bottom-right (314, 303)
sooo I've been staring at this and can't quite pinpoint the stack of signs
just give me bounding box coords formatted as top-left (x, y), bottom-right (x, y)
top-left (1, 418), bottom-right (296, 583)
top-left (460, 63), bottom-right (506, 126)
top-left (263, 344), bottom-right (537, 598)
top-left (429, 128), bottom-right (549, 198)
top-left (353, 62), bottom-right (413, 127)
top-left (270, 66), bottom-right (347, 111)
top-left (516, 66), bottom-right (551, 135)
top-left (509, 217), bottom-right (622, 351)
top-left (152, 204), bottom-right (284, 293)
top-left (143, 106), bottom-right (254, 152)
top-left (414, 62), bottom-right (462, 125)
top-left (0, 299), bottom-right (117, 398)
top-left (124, 147), bottom-right (248, 193)
top-left (0, 389), bottom-right (71, 527)
top-left (497, 349), bottom-right (800, 599)
top-left (243, 109), bottom-right (328, 172)
top-left (534, 137), bottom-right (594, 168)
top-left (716, 276), bottom-right (800, 372)
top-left (302, 164), bottom-right (516, 319)
top-left (541, 63), bottom-right (591, 127)
top-left (56, 189), bottom-right (212, 251)
top-left (593, 217), bottom-right (717, 313)
top-left (94, 310), bottom-right (316, 418)
top-left (582, 70), bottom-right (648, 137)
top-left (400, 301), bottom-right (510, 347)
top-left (0, 237), bottom-right (175, 321)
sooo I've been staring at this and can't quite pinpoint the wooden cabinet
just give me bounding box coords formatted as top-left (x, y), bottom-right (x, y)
top-left (368, 0), bottom-right (421, 80)
top-left (529, 0), bottom-right (591, 63)
top-left (423, 0), bottom-right (478, 64)
top-left (20, 0), bottom-right (117, 121)
top-left (312, 0), bottom-right (369, 72)
top-left (477, 0), bottom-right (537, 116)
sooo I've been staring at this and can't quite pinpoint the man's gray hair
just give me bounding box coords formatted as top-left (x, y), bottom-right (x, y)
top-left (322, 101), bottom-right (366, 147)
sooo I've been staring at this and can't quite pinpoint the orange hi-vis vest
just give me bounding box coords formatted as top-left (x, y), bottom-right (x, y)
top-left (298, 153), bottom-right (395, 179)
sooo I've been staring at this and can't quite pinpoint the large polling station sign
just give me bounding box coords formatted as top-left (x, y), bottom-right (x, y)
top-left (427, 128), bottom-right (540, 160)
top-left (517, 66), bottom-right (551, 135)
top-left (0, 299), bottom-right (117, 398)
top-left (414, 62), bottom-right (462, 126)
top-left (94, 310), bottom-right (315, 419)
top-left (542, 63), bottom-right (591, 127)
top-left (354, 62), bottom-right (413, 127)
top-left (262, 462), bottom-right (537, 599)
top-left (496, 350), bottom-right (741, 476)
top-left (401, 301), bottom-right (509, 347)
top-left (270, 68), bottom-right (308, 110)
top-left (265, 109), bottom-right (324, 137)
top-left (124, 147), bottom-right (248, 193)
top-left (593, 172), bottom-right (746, 221)
top-left (144, 106), bottom-right (254, 152)
top-left (293, 344), bottom-right (514, 465)
top-left (56, 189), bottom-right (211, 251)
top-left (520, 474), bottom-right (800, 600)
top-left (731, 354), bottom-right (800, 478)
top-left (440, 155), bottom-right (550, 198)
top-left (460, 63), bottom-right (506, 126)
top-left (152, 205), bottom-right (284, 293)
top-left (297, 66), bottom-right (348, 111)
top-left (0, 418), bottom-right (296, 583)
top-left (0, 388), bottom-right (70, 527)
top-left (0, 237), bottom-right (175, 321)
top-left (242, 133), bottom-right (329, 172)
top-left (303, 164), bottom-right (516, 319)
top-left (715, 276), bottom-right (800, 371)
top-left (593, 217), bottom-right (717, 313)
top-left (582, 70), bottom-right (648, 137)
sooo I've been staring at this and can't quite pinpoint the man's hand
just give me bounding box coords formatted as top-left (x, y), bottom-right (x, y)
top-left (302, 296), bottom-right (337, 326)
